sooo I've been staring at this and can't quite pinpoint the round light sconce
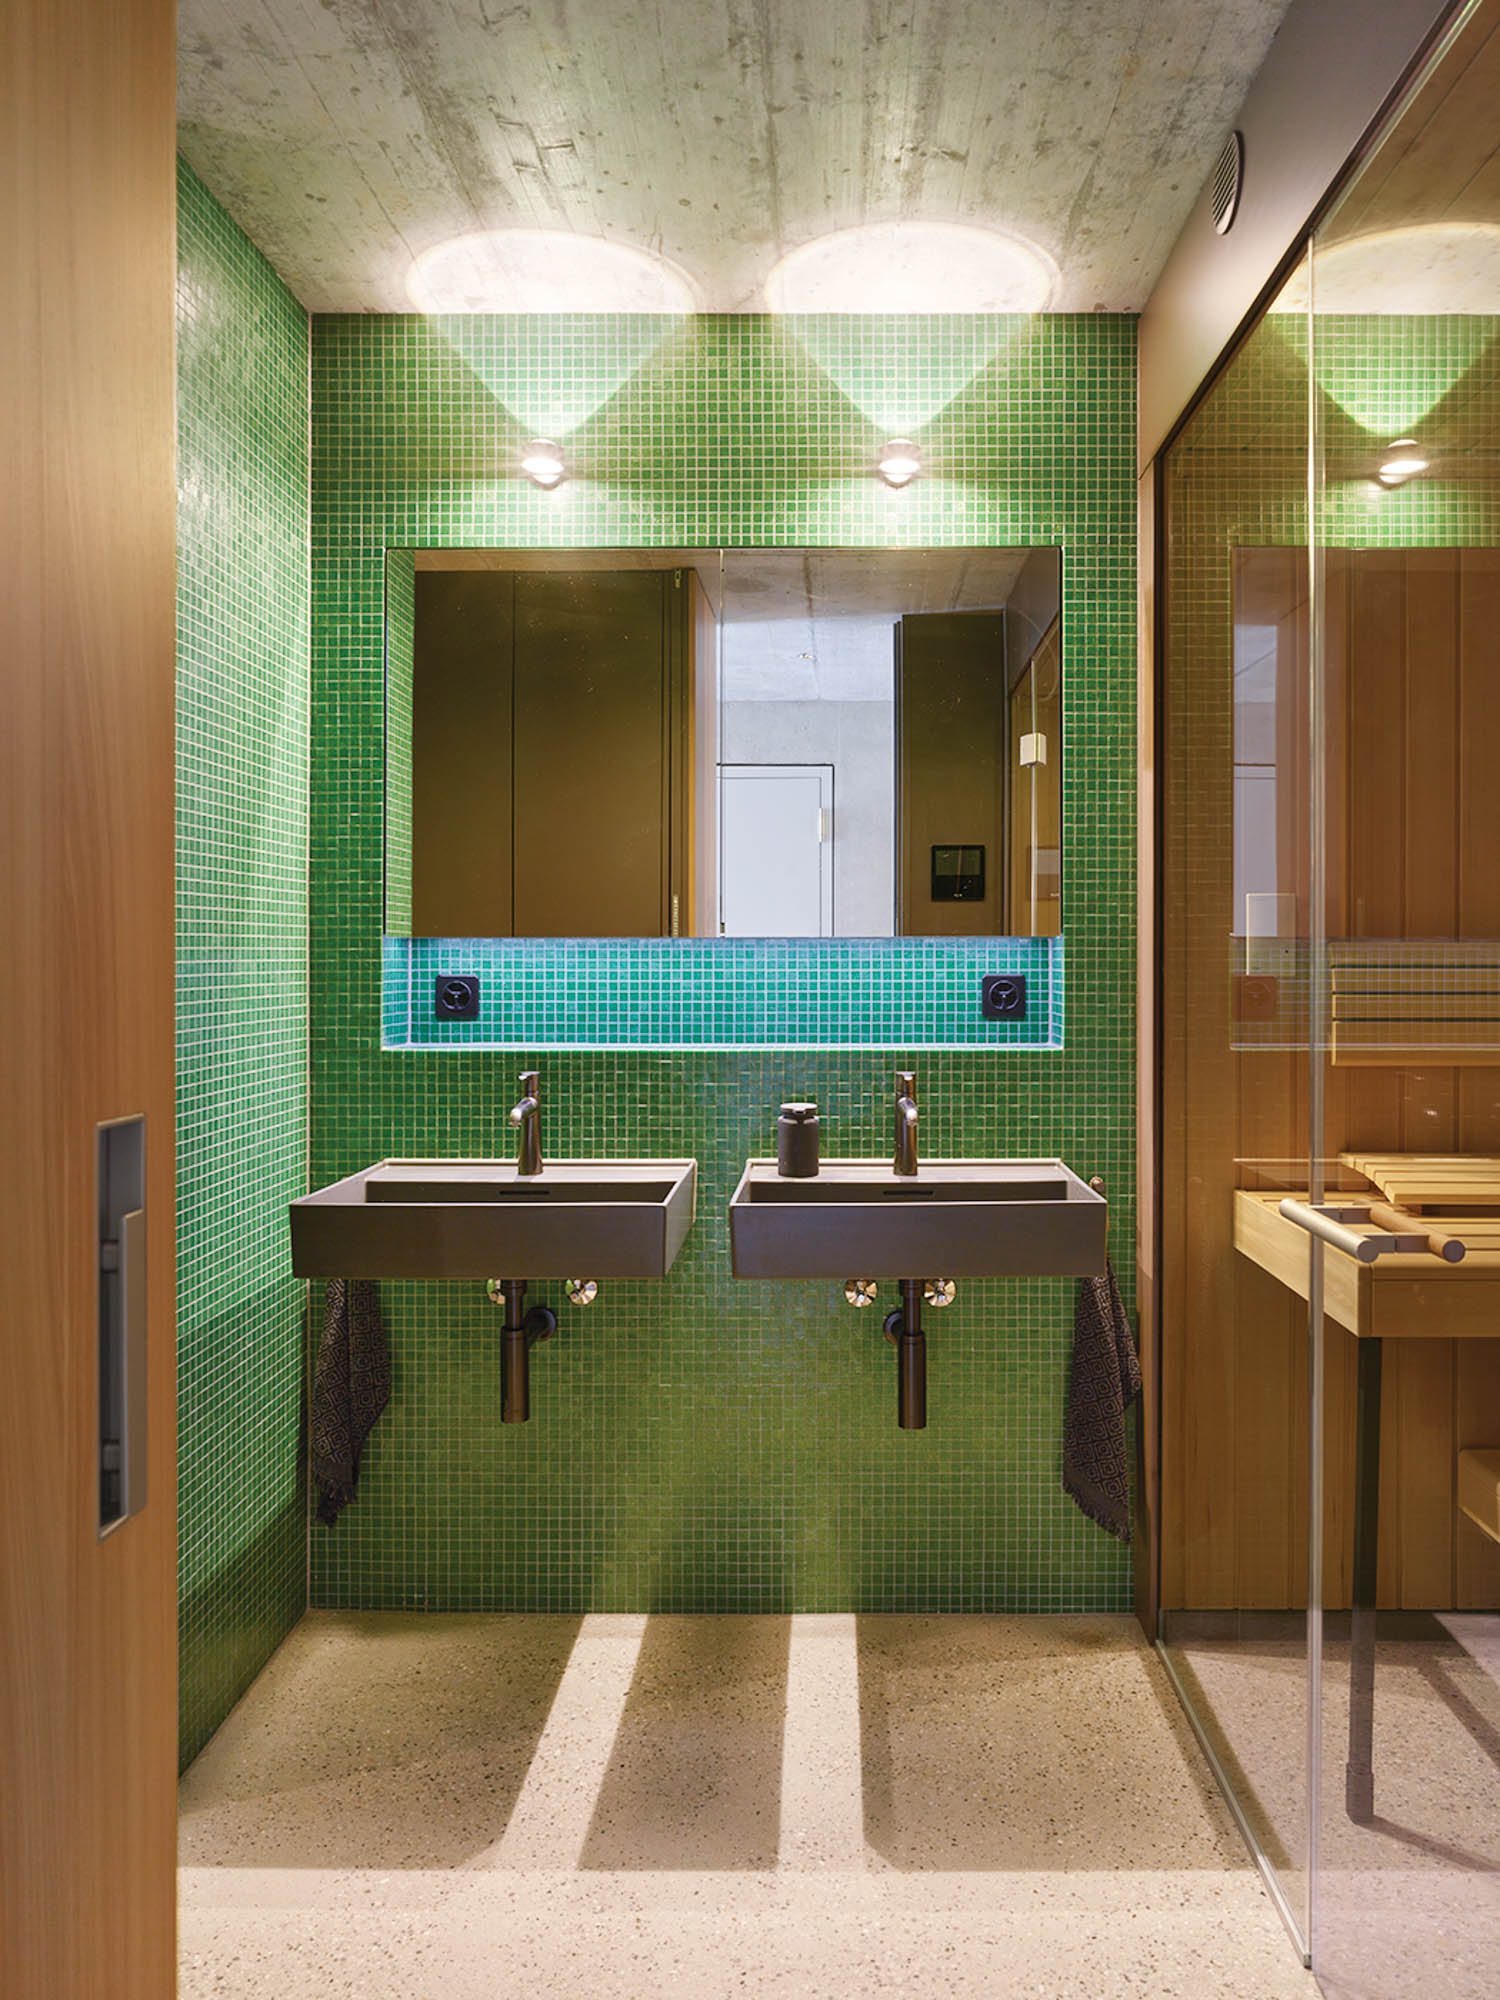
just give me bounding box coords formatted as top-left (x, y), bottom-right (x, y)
top-left (1377, 438), bottom-right (1428, 486)
top-left (877, 439), bottom-right (922, 488)
top-left (521, 439), bottom-right (566, 488)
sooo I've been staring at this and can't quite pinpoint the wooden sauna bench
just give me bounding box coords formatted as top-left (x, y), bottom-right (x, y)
top-left (1233, 1152), bottom-right (1500, 1825)
top-left (1233, 1195), bottom-right (1500, 1346)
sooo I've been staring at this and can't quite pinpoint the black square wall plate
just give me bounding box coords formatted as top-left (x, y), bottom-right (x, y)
top-left (981, 974), bottom-right (1027, 1021)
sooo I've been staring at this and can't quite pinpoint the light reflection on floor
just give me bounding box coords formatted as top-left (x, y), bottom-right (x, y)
top-left (179, 1612), bottom-right (1321, 2000)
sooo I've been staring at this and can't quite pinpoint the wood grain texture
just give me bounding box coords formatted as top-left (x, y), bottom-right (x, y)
top-left (1458, 1448), bottom-right (1500, 1546)
top-left (1134, 459), bottom-right (1158, 1634)
top-left (411, 571), bottom-right (516, 938)
top-left (689, 571), bottom-right (719, 939)
top-left (0, 0), bottom-right (178, 1992)
top-left (897, 614), bottom-right (1008, 937)
top-left (1456, 1354), bottom-right (1500, 1601)
top-left (1165, 546), bottom-right (1500, 1615)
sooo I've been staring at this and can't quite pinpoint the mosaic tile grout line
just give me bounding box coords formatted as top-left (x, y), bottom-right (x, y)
top-left (177, 161), bottom-right (311, 1768)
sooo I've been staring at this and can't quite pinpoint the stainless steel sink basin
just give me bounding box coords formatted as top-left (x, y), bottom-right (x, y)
top-left (290, 1158), bottom-right (698, 1279)
top-left (728, 1158), bottom-right (1106, 1279)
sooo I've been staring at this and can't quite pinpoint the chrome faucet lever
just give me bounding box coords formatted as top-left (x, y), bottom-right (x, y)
top-left (509, 1069), bottom-right (542, 1177)
top-left (893, 1069), bottom-right (919, 1177)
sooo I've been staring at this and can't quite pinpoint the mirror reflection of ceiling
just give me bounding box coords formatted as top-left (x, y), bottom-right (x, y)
top-left (176, 0), bottom-right (1292, 314)
top-left (1255, 3), bottom-right (1500, 462)
top-left (721, 549), bottom-right (1031, 702)
top-left (1272, 5), bottom-right (1500, 314)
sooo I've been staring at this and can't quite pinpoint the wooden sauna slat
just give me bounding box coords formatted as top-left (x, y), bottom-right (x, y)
top-left (1458, 1449), bottom-right (1500, 1547)
top-left (1333, 995), bottom-right (1500, 1020)
top-left (1339, 1151), bottom-right (1500, 1207)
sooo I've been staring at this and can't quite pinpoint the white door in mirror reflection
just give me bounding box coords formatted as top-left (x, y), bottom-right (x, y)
top-left (720, 764), bottom-right (833, 937)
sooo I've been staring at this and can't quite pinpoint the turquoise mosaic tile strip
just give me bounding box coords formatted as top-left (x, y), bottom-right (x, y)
top-left (311, 310), bottom-right (1138, 1615)
top-left (176, 162), bottom-right (310, 1769)
top-left (392, 934), bottom-right (1060, 1048)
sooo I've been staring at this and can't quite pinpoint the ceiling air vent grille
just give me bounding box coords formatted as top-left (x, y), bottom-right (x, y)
top-left (1212, 131), bottom-right (1245, 235)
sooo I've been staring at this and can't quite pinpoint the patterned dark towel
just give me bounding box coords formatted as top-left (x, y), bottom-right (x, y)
top-left (311, 1278), bottom-right (391, 1526)
top-left (1063, 1260), bottom-right (1142, 1542)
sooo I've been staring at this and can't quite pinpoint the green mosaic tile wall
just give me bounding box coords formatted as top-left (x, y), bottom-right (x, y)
top-left (310, 312), bottom-right (1137, 1613)
top-left (177, 162), bottom-right (310, 1766)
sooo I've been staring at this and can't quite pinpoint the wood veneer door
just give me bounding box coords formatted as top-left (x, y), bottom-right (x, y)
top-left (512, 571), bottom-right (674, 937)
top-left (896, 613), bottom-right (1009, 934)
top-left (0, 0), bottom-right (178, 1993)
top-left (411, 571), bottom-right (516, 937)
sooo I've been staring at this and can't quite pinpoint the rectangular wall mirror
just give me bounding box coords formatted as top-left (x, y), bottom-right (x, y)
top-left (384, 545), bottom-right (1061, 942)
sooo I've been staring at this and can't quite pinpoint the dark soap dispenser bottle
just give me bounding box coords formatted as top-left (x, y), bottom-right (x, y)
top-left (777, 1102), bottom-right (820, 1178)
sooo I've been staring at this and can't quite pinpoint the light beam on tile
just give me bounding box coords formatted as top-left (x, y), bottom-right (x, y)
top-left (766, 224), bottom-right (1054, 432)
top-left (779, 314), bottom-right (1023, 434)
top-left (427, 314), bottom-right (689, 439)
top-left (1270, 223), bottom-right (1500, 432)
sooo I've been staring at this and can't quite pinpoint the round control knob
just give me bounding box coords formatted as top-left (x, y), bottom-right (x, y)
top-left (565, 1278), bottom-right (599, 1307)
top-left (843, 1279), bottom-right (879, 1308)
top-left (923, 1279), bottom-right (957, 1307)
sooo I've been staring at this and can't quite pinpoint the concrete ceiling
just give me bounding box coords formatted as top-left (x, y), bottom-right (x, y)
top-left (178, 0), bottom-right (1294, 314)
top-left (721, 548), bottom-right (1035, 702)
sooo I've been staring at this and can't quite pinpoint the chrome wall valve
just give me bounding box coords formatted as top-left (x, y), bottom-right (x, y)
top-left (565, 1278), bottom-right (599, 1306)
top-left (923, 1279), bottom-right (956, 1307)
top-left (843, 1278), bottom-right (879, 1307)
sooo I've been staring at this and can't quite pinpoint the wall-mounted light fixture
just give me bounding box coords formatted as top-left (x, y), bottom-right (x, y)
top-left (877, 439), bottom-right (922, 488)
top-left (1377, 438), bottom-right (1428, 486)
top-left (521, 438), bottom-right (566, 488)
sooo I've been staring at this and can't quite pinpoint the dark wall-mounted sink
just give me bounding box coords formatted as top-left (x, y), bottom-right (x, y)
top-left (728, 1158), bottom-right (1105, 1279)
top-left (290, 1158), bottom-right (697, 1280)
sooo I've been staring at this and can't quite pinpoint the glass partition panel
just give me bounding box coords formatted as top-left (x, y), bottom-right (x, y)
top-left (1308, 2), bottom-right (1500, 1990)
top-left (1161, 4), bottom-right (1500, 1986)
top-left (1159, 251), bottom-right (1315, 1951)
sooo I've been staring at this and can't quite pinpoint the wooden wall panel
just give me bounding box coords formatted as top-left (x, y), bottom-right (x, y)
top-left (411, 572), bottom-right (516, 938)
top-left (690, 571), bottom-right (719, 938)
top-left (1403, 552), bottom-right (1461, 936)
top-left (1458, 549), bottom-right (1500, 935)
top-left (1164, 545), bottom-right (1500, 1614)
top-left (0, 0), bottom-right (179, 1993)
top-left (1347, 553), bottom-right (1407, 938)
top-left (1135, 461), bottom-right (1159, 1633)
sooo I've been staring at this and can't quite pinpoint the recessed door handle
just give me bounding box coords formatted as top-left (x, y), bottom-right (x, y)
top-left (99, 1116), bottom-right (147, 1535)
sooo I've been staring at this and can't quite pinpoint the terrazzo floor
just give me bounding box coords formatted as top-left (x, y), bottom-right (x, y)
top-left (179, 1612), bottom-right (1321, 1999)
top-left (1166, 1612), bottom-right (1500, 2000)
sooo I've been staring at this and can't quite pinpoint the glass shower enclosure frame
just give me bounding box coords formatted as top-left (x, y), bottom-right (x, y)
top-left (1155, 3), bottom-right (1500, 1987)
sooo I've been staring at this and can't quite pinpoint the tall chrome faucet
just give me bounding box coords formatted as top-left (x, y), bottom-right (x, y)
top-left (893, 1069), bottom-right (919, 1177)
top-left (509, 1070), bottom-right (542, 1177)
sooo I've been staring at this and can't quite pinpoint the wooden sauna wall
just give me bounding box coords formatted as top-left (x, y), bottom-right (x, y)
top-left (1162, 544), bottom-right (1500, 1611)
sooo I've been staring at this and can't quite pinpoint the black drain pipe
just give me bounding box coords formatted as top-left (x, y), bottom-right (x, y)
top-left (884, 1279), bottom-right (927, 1430)
top-left (491, 1278), bottom-right (556, 1423)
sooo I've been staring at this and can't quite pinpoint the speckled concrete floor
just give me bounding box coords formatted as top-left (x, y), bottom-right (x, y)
top-left (1167, 1612), bottom-right (1500, 2000)
top-left (179, 1613), bottom-right (1321, 1999)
